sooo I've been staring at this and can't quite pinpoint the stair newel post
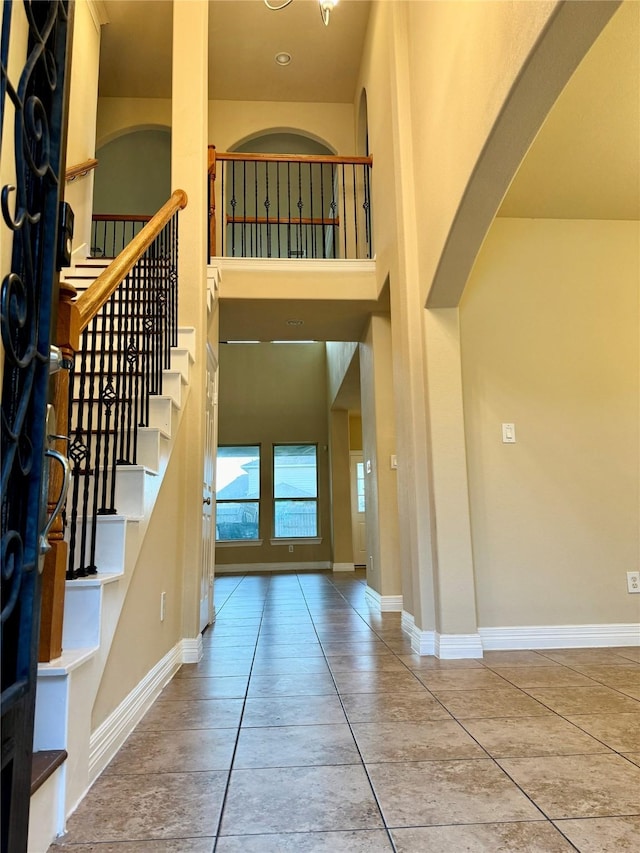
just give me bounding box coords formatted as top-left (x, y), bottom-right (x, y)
top-left (208, 145), bottom-right (216, 258)
top-left (38, 281), bottom-right (78, 663)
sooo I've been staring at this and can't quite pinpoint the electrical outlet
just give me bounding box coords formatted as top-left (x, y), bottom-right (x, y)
top-left (627, 572), bottom-right (640, 594)
top-left (288, 544), bottom-right (294, 553)
top-left (160, 591), bottom-right (167, 621)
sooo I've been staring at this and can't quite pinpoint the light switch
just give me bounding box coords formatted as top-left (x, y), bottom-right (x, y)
top-left (366, 459), bottom-right (372, 474)
top-left (502, 423), bottom-right (516, 443)
top-left (390, 454), bottom-right (398, 469)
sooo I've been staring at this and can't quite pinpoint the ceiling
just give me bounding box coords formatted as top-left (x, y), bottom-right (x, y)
top-left (96, 0), bottom-right (638, 349)
top-left (98, 0), bottom-right (371, 103)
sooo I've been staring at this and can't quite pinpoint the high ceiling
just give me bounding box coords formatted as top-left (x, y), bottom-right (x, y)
top-left (98, 0), bottom-right (639, 221)
top-left (98, 0), bottom-right (371, 103)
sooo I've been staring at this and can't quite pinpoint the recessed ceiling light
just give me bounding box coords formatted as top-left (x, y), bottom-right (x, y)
top-left (275, 52), bottom-right (292, 66)
top-left (286, 318), bottom-right (303, 326)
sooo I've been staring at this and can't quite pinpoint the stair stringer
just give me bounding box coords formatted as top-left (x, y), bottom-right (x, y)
top-left (32, 326), bottom-right (197, 848)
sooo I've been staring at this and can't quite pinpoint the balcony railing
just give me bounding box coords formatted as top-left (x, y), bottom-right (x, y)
top-left (208, 147), bottom-right (373, 260)
top-left (91, 214), bottom-right (152, 259)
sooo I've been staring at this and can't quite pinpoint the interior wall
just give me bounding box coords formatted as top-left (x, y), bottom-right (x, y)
top-left (64, 0), bottom-right (101, 256)
top-left (93, 129), bottom-right (171, 215)
top-left (461, 217), bottom-right (640, 628)
top-left (349, 415), bottom-right (363, 451)
top-left (92, 418), bottom-right (189, 729)
top-left (216, 343), bottom-right (331, 567)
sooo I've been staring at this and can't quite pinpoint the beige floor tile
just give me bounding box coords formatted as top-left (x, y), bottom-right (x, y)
top-left (624, 752), bottom-right (640, 767)
top-left (250, 657), bottom-right (331, 675)
top-left (615, 648), bottom-right (640, 663)
top-left (331, 669), bottom-right (426, 694)
top-left (241, 694), bottom-right (347, 727)
top-left (352, 719), bottom-right (486, 762)
top-left (103, 728), bottom-right (237, 774)
top-left (327, 654), bottom-right (407, 672)
top-left (482, 650), bottom-right (557, 667)
top-left (617, 684), bottom-right (640, 700)
top-left (216, 830), bottom-right (393, 852)
top-left (541, 649), bottom-right (638, 666)
top-left (220, 765), bottom-right (384, 835)
top-left (253, 642), bottom-right (324, 658)
top-left (391, 821), bottom-right (576, 852)
top-left (234, 723), bottom-right (360, 768)
top-left (555, 816), bottom-right (640, 852)
top-left (489, 666), bottom-right (597, 688)
top-left (498, 753), bottom-right (640, 818)
top-left (524, 685), bottom-right (640, 715)
top-left (432, 687), bottom-right (551, 719)
top-left (247, 672), bottom-right (337, 697)
top-left (322, 641), bottom-right (391, 656)
top-left (135, 698), bottom-right (244, 731)
top-left (570, 664), bottom-right (640, 685)
top-left (398, 654), bottom-right (484, 671)
top-left (416, 668), bottom-right (512, 691)
top-left (160, 676), bottom-right (249, 701)
top-left (174, 659), bottom-right (252, 678)
top-left (340, 691), bottom-right (451, 723)
top-left (566, 712), bottom-right (640, 751)
top-left (57, 772), bottom-right (227, 843)
top-left (367, 759), bottom-right (542, 827)
top-left (461, 715), bottom-right (611, 758)
top-left (50, 841), bottom-right (215, 852)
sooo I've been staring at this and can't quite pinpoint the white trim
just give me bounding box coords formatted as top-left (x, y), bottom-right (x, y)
top-left (364, 586), bottom-right (403, 612)
top-left (86, 0), bottom-right (109, 30)
top-left (435, 632), bottom-right (484, 659)
top-left (181, 635), bottom-right (204, 664)
top-left (214, 258), bottom-right (376, 275)
top-left (479, 623), bottom-right (640, 650)
top-left (216, 539), bottom-right (264, 548)
top-left (88, 641), bottom-right (184, 781)
top-left (401, 610), bottom-right (415, 633)
top-left (269, 537), bottom-right (322, 546)
top-left (410, 626), bottom-right (436, 656)
top-left (215, 561), bottom-right (331, 574)
top-left (332, 562), bottom-right (355, 572)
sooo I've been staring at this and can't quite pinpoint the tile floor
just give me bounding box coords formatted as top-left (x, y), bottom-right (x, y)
top-left (51, 570), bottom-right (640, 852)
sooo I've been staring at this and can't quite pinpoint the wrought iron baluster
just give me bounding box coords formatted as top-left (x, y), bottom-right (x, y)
top-left (309, 162), bottom-right (314, 259)
top-left (352, 163), bottom-right (359, 258)
top-left (265, 161), bottom-right (271, 258)
top-left (320, 163), bottom-right (326, 259)
top-left (276, 162), bottom-right (281, 257)
top-left (297, 163), bottom-right (303, 257)
top-left (330, 164), bottom-right (337, 259)
top-left (364, 162), bottom-right (372, 259)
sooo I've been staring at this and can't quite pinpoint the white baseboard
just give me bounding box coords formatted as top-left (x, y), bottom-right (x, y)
top-left (479, 623), bottom-right (640, 650)
top-left (181, 634), bottom-right (203, 663)
top-left (332, 562), bottom-right (355, 572)
top-left (88, 638), bottom-right (193, 781)
top-left (364, 586), bottom-right (403, 612)
top-left (215, 561), bottom-right (331, 574)
top-left (401, 610), bottom-right (415, 633)
top-left (410, 626), bottom-right (436, 656)
top-left (435, 632), bottom-right (484, 659)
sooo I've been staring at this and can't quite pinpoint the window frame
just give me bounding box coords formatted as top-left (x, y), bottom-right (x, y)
top-left (215, 444), bottom-right (262, 543)
top-left (271, 443), bottom-right (320, 541)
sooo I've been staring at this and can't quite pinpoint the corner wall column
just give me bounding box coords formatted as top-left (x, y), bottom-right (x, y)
top-left (171, 0), bottom-right (209, 641)
top-left (329, 410), bottom-right (355, 572)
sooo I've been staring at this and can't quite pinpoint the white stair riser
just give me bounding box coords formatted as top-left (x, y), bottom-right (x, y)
top-left (63, 584), bottom-right (102, 648)
top-left (66, 516), bottom-right (128, 575)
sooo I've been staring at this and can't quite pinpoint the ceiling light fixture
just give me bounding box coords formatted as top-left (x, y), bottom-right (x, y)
top-left (286, 318), bottom-right (304, 326)
top-left (264, 0), bottom-right (338, 27)
top-left (275, 52), bottom-right (292, 66)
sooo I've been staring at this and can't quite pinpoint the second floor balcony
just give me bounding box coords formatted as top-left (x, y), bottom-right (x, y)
top-left (208, 147), bottom-right (373, 262)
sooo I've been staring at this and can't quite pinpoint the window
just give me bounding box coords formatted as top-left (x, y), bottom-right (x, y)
top-left (273, 444), bottom-right (318, 538)
top-left (216, 445), bottom-right (260, 541)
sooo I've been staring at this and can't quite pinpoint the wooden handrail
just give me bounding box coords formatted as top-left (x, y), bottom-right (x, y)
top-left (65, 158), bottom-right (98, 182)
top-left (59, 189), bottom-right (187, 351)
top-left (209, 149), bottom-right (373, 174)
top-left (92, 213), bottom-right (152, 223)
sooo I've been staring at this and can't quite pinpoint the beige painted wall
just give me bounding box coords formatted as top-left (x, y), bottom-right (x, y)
top-left (93, 421), bottom-right (189, 728)
top-left (461, 217), bottom-right (640, 627)
top-left (329, 410), bottom-right (353, 567)
top-left (349, 415), bottom-right (362, 451)
top-left (216, 343), bottom-right (331, 567)
top-left (64, 0), bottom-right (101, 256)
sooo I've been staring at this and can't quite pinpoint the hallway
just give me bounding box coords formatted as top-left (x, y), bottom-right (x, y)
top-left (51, 571), bottom-right (640, 852)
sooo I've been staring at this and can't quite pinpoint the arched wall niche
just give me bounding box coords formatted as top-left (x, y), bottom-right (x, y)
top-left (94, 127), bottom-right (171, 216)
top-left (356, 88), bottom-right (370, 157)
top-left (229, 129), bottom-right (335, 156)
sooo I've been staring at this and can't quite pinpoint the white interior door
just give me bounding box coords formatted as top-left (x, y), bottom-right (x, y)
top-left (350, 452), bottom-right (367, 566)
top-left (200, 344), bottom-right (218, 631)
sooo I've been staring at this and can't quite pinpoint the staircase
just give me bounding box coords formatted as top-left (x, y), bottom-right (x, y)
top-left (28, 257), bottom-right (198, 853)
